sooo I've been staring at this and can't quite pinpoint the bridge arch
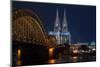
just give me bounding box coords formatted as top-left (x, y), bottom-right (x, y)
top-left (12, 8), bottom-right (57, 66)
top-left (12, 9), bottom-right (47, 46)
top-left (12, 9), bottom-right (56, 47)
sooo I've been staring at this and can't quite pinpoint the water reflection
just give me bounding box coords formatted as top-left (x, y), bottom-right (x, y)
top-left (48, 59), bottom-right (56, 64)
top-left (15, 48), bottom-right (95, 66)
top-left (49, 48), bottom-right (54, 58)
top-left (48, 48), bottom-right (56, 64)
top-left (17, 60), bottom-right (22, 65)
top-left (71, 56), bottom-right (78, 62)
top-left (17, 49), bottom-right (21, 59)
top-left (17, 49), bottom-right (22, 65)
top-left (58, 53), bottom-right (62, 60)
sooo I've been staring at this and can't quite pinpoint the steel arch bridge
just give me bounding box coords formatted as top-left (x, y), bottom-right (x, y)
top-left (12, 9), bottom-right (54, 47)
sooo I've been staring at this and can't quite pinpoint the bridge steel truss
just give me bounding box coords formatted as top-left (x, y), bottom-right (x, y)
top-left (12, 9), bottom-right (55, 47)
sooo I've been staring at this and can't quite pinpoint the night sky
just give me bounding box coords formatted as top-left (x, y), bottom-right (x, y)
top-left (12, 1), bottom-right (96, 44)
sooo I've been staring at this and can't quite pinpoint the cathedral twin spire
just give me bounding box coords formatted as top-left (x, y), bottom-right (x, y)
top-left (62, 9), bottom-right (68, 32)
top-left (54, 8), bottom-right (69, 44)
top-left (54, 8), bottom-right (68, 33)
top-left (54, 9), bottom-right (61, 32)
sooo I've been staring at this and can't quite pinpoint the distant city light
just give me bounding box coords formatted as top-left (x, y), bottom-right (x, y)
top-left (91, 41), bottom-right (96, 46)
top-left (92, 48), bottom-right (96, 51)
top-left (73, 50), bottom-right (79, 54)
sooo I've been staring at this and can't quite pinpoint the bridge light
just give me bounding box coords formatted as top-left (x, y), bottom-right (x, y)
top-left (18, 49), bottom-right (21, 59)
top-left (49, 48), bottom-right (54, 58)
top-left (49, 48), bottom-right (54, 53)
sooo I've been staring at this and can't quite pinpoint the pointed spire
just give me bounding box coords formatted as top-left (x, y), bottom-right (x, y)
top-left (56, 8), bottom-right (59, 18)
top-left (62, 9), bottom-right (68, 32)
top-left (54, 8), bottom-right (61, 31)
top-left (54, 8), bottom-right (61, 44)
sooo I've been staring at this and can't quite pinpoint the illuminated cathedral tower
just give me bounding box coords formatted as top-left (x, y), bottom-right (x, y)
top-left (61, 9), bottom-right (71, 45)
top-left (53, 9), bottom-right (71, 45)
top-left (54, 9), bottom-right (61, 44)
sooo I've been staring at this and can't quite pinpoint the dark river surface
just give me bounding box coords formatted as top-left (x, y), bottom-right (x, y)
top-left (16, 53), bottom-right (96, 66)
top-left (13, 43), bottom-right (96, 66)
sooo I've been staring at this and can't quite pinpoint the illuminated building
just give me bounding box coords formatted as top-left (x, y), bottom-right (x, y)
top-left (54, 9), bottom-right (61, 44)
top-left (49, 9), bottom-right (71, 45)
top-left (61, 9), bottom-right (71, 45)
